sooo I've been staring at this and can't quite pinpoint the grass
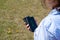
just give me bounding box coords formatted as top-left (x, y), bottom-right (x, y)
top-left (0, 0), bottom-right (49, 40)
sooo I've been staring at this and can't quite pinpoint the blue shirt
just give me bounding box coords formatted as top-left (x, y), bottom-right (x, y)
top-left (34, 8), bottom-right (60, 40)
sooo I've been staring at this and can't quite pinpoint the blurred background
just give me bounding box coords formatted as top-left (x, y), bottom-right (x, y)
top-left (0, 0), bottom-right (49, 40)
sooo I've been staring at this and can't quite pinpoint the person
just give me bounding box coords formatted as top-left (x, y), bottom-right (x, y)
top-left (25, 0), bottom-right (60, 40)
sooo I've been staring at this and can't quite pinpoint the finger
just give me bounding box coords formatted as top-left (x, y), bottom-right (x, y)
top-left (27, 27), bottom-right (30, 30)
top-left (27, 27), bottom-right (32, 31)
top-left (26, 24), bottom-right (30, 28)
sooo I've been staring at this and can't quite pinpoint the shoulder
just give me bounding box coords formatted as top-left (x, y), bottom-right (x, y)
top-left (40, 15), bottom-right (52, 26)
top-left (36, 15), bottom-right (52, 31)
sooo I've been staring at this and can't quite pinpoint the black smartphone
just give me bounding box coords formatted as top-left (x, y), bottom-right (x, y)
top-left (23, 16), bottom-right (37, 32)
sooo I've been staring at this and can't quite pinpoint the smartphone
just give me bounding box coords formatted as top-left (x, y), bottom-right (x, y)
top-left (23, 16), bottom-right (37, 32)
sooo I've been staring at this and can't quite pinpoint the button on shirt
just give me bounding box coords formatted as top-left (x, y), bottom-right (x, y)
top-left (34, 8), bottom-right (60, 40)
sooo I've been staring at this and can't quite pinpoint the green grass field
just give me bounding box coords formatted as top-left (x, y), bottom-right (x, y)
top-left (0, 0), bottom-right (49, 40)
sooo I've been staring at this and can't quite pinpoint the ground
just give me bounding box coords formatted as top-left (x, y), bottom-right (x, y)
top-left (0, 0), bottom-right (49, 40)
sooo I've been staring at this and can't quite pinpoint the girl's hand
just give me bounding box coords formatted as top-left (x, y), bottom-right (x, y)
top-left (26, 24), bottom-right (31, 31)
top-left (24, 22), bottom-right (31, 31)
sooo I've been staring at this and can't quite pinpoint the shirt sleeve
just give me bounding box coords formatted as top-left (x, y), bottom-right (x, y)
top-left (48, 16), bottom-right (60, 40)
top-left (34, 15), bottom-right (54, 40)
